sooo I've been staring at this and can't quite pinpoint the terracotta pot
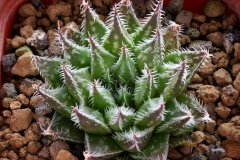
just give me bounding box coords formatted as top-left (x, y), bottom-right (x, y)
top-left (0, 0), bottom-right (236, 109)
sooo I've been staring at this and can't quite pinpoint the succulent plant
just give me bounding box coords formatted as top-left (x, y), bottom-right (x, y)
top-left (33, 0), bottom-right (212, 159)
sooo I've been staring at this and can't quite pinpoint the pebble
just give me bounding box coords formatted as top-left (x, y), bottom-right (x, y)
top-left (206, 32), bottom-right (223, 47)
top-left (233, 42), bottom-right (240, 60)
top-left (215, 102), bottom-right (231, 119)
top-left (11, 36), bottom-right (26, 49)
top-left (1, 53), bottom-right (17, 73)
top-left (199, 21), bottom-right (222, 36)
top-left (9, 133), bottom-right (27, 148)
top-left (167, 0), bottom-right (184, 15)
top-left (20, 25), bottom-right (34, 39)
top-left (206, 145), bottom-right (225, 160)
top-left (24, 122), bottom-right (42, 142)
top-left (38, 146), bottom-right (51, 159)
top-left (0, 83), bottom-right (17, 99)
top-left (9, 101), bottom-right (22, 110)
top-left (10, 108), bottom-right (33, 132)
top-left (175, 10), bottom-right (193, 28)
top-left (189, 40), bottom-right (213, 50)
top-left (205, 121), bottom-right (216, 134)
top-left (18, 3), bottom-right (37, 18)
top-left (55, 150), bottom-right (78, 160)
top-left (192, 14), bottom-right (207, 23)
top-left (212, 51), bottom-right (229, 68)
top-left (19, 78), bottom-right (43, 97)
top-left (185, 27), bottom-right (201, 39)
top-left (221, 140), bottom-right (240, 159)
top-left (221, 85), bottom-right (239, 107)
top-left (218, 122), bottom-right (240, 143)
top-left (213, 68), bottom-right (232, 86)
top-left (29, 96), bottom-right (43, 108)
top-left (196, 85), bottom-right (219, 103)
top-left (35, 101), bottom-right (54, 116)
top-left (32, 0), bottom-right (42, 8)
top-left (199, 60), bottom-right (215, 76)
top-left (16, 94), bottom-right (29, 106)
top-left (26, 30), bottom-right (48, 50)
top-left (11, 53), bottom-right (39, 77)
top-left (223, 33), bottom-right (234, 54)
top-left (233, 72), bottom-right (240, 92)
top-left (204, 0), bottom-right (225, 17)
top-left (50, 140), bottom-right (70, 159)
top-left (15, 45), bottom-right (33, 57)
top-left (189, 152), bottom-right (207, 160)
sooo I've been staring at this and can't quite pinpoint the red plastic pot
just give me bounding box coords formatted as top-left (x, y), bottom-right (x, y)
top-left (0, 0), bottom-right (236, 109)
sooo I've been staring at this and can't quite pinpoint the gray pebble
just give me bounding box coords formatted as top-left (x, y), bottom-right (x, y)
top-left (206, 145), bottom-right (225, 160)
top-left (0, 83), bottom-right (17, 99)
top-left (189, 152), bottom-right (207, 160)
top-left (35, 101), bottom-right (54, 116)
top-left (185, 27), bottom-right (201, 39)
top-left (32, 0), bottom-right (42, 8)
top-left (26, 30), bottom-right (48, 50)
top-left (1, 53), bottom-right (17, 72)
top-left (189, 40), bottom-right (213, 50)
top-left (168, 0), bottom-right (184, 15)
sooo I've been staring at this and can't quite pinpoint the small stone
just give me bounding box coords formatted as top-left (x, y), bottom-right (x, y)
top-left (218, 122), bottom-right (240, 143)
top-left (233, 72), bottom-right (240, 92)
top-left (204, 0), bottom-right (225, 17)
top-left (29, 96), bottom-right (43, 108)
top-left (212, 51), bottom-right (230, 68)
top-left (26, 30), bottom-right (48, 50)
top-left (167, 0), bottom-right (184, 15)
top-left (191, 21), bottom-right (200, 28)
top-left (10, 108), bottom-right (33, 132)
top-left (168, 148), bottom-right (183, 159)
top-left (9, 133), bottom-right (27, 148)
top-left (1, 53), bottom-right (17, 73)
top-left (213, 68), bottom-right (232, 86)
top-left (189, 152), bottom-right (207, 160)
top-left (0, 116), bottom-right (5, 127)
top-left (25, 153), bottom-right (39, 160)
top-left (11, 53), bottom-right (39, 77)
top-left (199, 59), bottom-right (215, 76)
top-left (24, 122), bottom-right (42, 142)
top-left (191, 131), bottom-right (205, 143)
top-left (16, 94), bottom-right (29, 106)
top-left (207, 32), bottom-right (223, 47)
top-left (223, 33), bottom-right (234, 54)
top-left (32, 0), bottom-right (42, 8)
top-left (18, 3), bottom-right (37, 17)
top-left (50, 140), bottom-right (70, 159)
top-left (185, 27), bottom-right (201, 39)
top-left (0, 83), bottom-right (17, 99)
top-left (38, 146), bottom-right (51, 159)
top-left (206, 145), bottom-right (225, 160)
top-left (205, 121), bottom-right (216, 134)
top-left (231, 63), bottom-right (240, 77)
top-left (192, 14), bottom-right (207, 23)
top-left (19, 78), bottom-right (43, 97)
top-left (221, 85), bottom-right (239, 107)
top-left (19, 145), bottom-right (28, 158)
top-left (231, 115), bottom-right (240, 125)
top-left (35, 101), bottom-right (54, 116)
top-left (215, 102), bottom-right (231, 118)
top-left (189, 40), bottom-right (213, 51)
top-left (180, 34), bottom-right (191, 46)
top-left (196, 85), bottom-right (219, 103)
top-left (234, 43), bottom-right (240, 60)
top-left (194, 143), bottom-right (209, 155)
top-left (22, 16), bottom-right (37, 29)
top-left (191, 73), bottom-right (203, 83)
top-left (204, 132), bottom-right (218, 145)
top-left (27, 140), bottom-right (43, 154)
top-left (175, 10), bottom-right (193, 28)
top-left (7, 150), bottom-right (19, 160)
top-left (20, 25), bottom-right (34, 39)
top-left (221, 140), bottom-right (240, 159)
top-left (199, 21), bottom-right (222, 36)
top-left (46, 2), bottom-right (72, 22)
top-left (55, 150), bottom-right (78, 160)
top-left (9, 101), bottom-right (22, 110)
top-left (11, 36), bottom-right (26, 48)
top-left (2, 110), bottom-right (11, 118)
top-left (15, 45), bottom-right (33, 57)
top-left (222, 14), bottom-right (237, 31)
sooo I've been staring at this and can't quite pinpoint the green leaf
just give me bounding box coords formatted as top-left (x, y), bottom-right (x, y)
top-left (103, 6), bottom-right (134, 57)
top-left (89, 35), bottom-right (117, 79)
top-left (61, 64), bottom-right (92, 105)
top-left (129, 134), bottom-right (169, 160)
top-left (111, 45), bottom-right (138, 85)
top-left (89, 80), bottom-right (116, 113)
top-left (113, 126), bottom-right (154, 152)
top-left (35, 85), bottom-right (77, 118)
top-left (33, 56), bottom-right (63, 88)
top-left (105, 106), bottom-right (135, 131)
top-left (72, 104), bottom-right (111, 134)
top-left (134, 65), bottom-right (158, 107)
top-left (81, 2), bottom-right (107, 46)
top-left (116, 86), bottom-right (134, 107)
top-left (84, 133), bottom-right (123, 159)
top-left (42, 112), bottom-right (84, 144)
top-left (117, 0), bottom-right (141, 34)
top-left (135, 95), bottom-right (165, 128)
